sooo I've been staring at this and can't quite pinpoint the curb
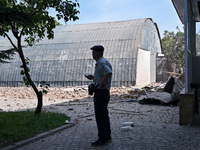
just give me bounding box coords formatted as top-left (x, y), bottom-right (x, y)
top-left (1, 118), bottom-right (76, 150)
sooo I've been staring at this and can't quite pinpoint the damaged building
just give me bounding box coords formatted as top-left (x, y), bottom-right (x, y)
top-left (0, 18), bottom-right (163, 87)
top-left (172, 0), bottom-right (200, 125)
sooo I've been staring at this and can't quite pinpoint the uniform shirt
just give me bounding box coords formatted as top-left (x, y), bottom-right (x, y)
top-left (94, 57), bottom-right (112, 90)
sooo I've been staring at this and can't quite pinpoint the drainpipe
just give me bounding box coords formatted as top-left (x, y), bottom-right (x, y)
top-left (184, 0), bottom-right (188, 93)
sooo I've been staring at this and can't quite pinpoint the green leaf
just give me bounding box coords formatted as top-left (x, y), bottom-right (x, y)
top-left (42, 89), bottom-right (47, 94)
top-left (42, 81), bottom-right (46, 84)
top-left (20, 70), bottom-right (25, 75)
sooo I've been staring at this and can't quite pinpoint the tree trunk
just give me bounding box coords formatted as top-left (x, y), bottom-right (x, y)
top-left (18, 49), bottom-right (43, 115)
top-left (35, 91), bottom-right (43, 115)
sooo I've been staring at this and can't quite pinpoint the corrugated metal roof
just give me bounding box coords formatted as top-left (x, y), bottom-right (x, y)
top-left (0, 18), bottom-right (162, 87)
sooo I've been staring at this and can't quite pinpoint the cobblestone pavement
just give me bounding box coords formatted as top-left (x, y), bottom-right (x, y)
top-left (14, 98), bottom-right (200, 150)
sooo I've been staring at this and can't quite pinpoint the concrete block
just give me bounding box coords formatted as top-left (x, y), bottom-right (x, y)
top-left (179, 88), bottom-right (195, 125)
top-left (180, 115), bottom-right (193, 125)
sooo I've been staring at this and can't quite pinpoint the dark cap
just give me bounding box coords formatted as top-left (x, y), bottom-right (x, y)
top-left (90, 45), bottom-right (104, 52)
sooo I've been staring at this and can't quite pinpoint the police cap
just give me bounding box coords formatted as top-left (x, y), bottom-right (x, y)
top-left (90, 45), bottom-right (104, 52)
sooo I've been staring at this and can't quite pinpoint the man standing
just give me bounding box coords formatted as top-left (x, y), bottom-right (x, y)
top-left (85, 45), bottom-right (112, 146)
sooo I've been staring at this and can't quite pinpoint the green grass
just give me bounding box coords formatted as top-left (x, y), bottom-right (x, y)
top-left (0, 110), bottom-right (70, 149)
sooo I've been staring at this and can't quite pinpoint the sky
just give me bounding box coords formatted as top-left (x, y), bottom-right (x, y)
top-left (49, 0), bottom-right (200, 38)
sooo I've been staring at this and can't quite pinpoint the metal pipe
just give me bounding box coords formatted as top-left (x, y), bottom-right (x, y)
top-left (184, 0), bottom-right (189, 93)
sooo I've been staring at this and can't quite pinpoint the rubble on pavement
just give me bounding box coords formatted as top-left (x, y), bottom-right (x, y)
top-left (0, 80), bottom-right (183, 112)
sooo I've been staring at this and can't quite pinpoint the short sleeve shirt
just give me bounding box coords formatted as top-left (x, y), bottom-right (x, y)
top-left (94, 57), bottom-right (112, 90)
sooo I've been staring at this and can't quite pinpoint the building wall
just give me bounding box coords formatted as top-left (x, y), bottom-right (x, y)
top-left (0, 18), bottom-right (162, 87)
top-left (136, 48), bottom-right (150, 86)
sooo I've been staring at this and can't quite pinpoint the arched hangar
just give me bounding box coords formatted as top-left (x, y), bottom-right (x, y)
top-left (0, 18), bottom-right (162, 87)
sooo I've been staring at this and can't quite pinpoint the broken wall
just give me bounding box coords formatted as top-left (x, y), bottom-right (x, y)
top-left (156, 56), bottom-right (170, 82)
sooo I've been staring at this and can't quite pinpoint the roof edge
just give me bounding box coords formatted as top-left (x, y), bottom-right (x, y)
top-left (65, 18), bottom-right (149, 26)
top-left (171, 0), bottom-right (184, 24)
top-left (143, 18), bottom-right (163, 53)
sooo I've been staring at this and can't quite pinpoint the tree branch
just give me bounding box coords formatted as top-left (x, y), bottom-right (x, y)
top-left (12, 0), bottom-right (15, 8)
top-left (10, 22), bottom-right (19, 39)
top-left (19, 27), bottom-right (25, 41)
top-left (4, 33), bottom-right (18, 51)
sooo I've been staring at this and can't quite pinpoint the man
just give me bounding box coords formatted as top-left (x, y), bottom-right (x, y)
top-left (85, 45), bottom-right (112, 146)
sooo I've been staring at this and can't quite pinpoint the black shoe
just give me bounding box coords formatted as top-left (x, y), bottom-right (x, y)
top-left (91, 139), bottom-right (108, 146)
top-left (107, 135), bottom-right (112, 141)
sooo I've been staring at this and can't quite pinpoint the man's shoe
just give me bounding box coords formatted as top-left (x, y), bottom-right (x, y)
top-left (91, 139), bottom-right (108, 146)
top-left (107, 135), bottom-right (112, 140)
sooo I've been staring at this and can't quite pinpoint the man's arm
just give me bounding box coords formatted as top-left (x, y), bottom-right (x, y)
top-left (99, 73), bottom-right (112, 89)
top-left (85, 74), bottom-right (94, 80)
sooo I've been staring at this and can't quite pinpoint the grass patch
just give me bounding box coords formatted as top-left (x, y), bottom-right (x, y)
top-left (0, 110), bottom-right (70, 149)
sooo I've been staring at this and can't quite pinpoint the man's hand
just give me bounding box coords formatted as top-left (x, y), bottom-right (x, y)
top-left (99, 83), bottom-right (106, 89)
top-left (85, 74), bottom-right (94, 80)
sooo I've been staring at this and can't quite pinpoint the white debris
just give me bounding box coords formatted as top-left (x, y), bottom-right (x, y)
top-left (123, 122), bottom-right (134, 127)
top-left (138, 92), bottom-right (172, 103)
top-left (65, 120), bottom-right (70, 124)
top-left (121, 126), bottom-right (133, 131)
top-left (74, 85), bottom-right (88, 90)
top-left (131, 88), bottom-right (142, 92)
top-left (60, 88), bottom-right (74, 93)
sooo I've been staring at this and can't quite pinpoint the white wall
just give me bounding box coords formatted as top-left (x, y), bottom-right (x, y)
top-left (136, 48), bottom-right (150, 86)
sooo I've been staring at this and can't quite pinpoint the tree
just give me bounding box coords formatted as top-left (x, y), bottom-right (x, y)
top-left (0, 48), bottom-right (16, 63)
top-left (196, 32), bottom-right (200, 55)
top-left (0, 0), bottom-right (79, 115)
top-left (161, 27), bottom-right (185, 73)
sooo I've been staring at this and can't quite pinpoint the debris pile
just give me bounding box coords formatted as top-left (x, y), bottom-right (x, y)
top-left (0, 77), bottom-right (184, 112)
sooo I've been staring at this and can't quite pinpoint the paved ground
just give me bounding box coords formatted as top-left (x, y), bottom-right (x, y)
top-left (14, 100), bottom-right (200, 150)
top-left (1, 87), bottom-right (200, 150)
